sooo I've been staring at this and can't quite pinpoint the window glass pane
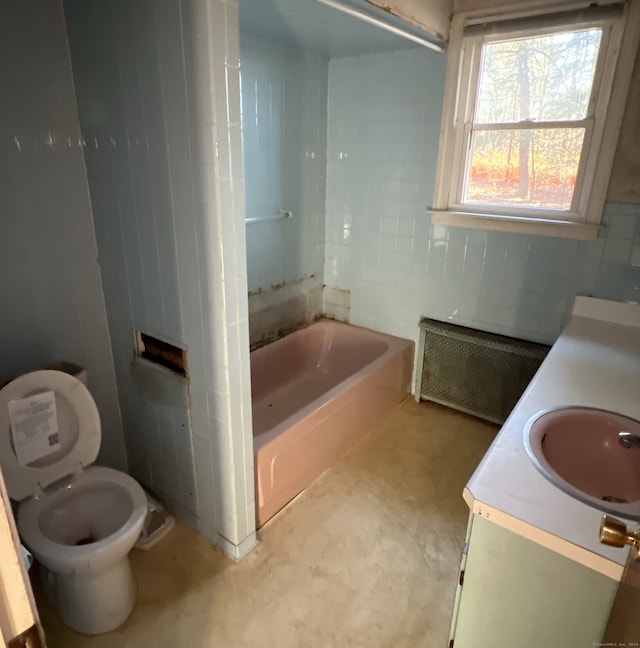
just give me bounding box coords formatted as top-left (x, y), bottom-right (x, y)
top-left (475, 29), bottom-right (601, 124)
top-left (464, 128), bottom-right (585, 210)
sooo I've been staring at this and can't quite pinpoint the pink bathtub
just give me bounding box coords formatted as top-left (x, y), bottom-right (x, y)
top-left (251, 320), bottom-right (414, 527)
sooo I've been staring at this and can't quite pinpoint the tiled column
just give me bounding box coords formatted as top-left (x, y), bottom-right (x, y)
top-left (182, 0), bottom-right (256, 557)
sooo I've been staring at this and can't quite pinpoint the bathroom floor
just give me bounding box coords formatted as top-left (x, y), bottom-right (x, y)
top-left (35, 399), bottom-right (496, 648)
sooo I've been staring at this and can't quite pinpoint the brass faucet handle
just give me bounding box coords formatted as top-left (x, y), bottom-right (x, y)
top-left (600, 515), bottom-right (640, 549)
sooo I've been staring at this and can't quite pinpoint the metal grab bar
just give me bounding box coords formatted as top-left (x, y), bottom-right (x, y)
top-left (245, 210), bottom-right (293, 224)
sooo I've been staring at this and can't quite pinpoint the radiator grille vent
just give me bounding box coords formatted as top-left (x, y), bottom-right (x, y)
top-left (416, 319), bottom-right (549, 424)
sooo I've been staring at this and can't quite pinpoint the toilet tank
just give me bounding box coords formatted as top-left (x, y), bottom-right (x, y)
top-left (40, 361), bottom-right (88, 386)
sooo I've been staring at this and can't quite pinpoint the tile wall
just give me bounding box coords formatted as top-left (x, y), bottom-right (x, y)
top-left (241, 32), bottom-right (328, 344)
top-left (65, 0), bottom-right (256, 558)
top-left (0, 0), bottom-right (126, 470)
top-left (325, 48), bottom-right (640, 345)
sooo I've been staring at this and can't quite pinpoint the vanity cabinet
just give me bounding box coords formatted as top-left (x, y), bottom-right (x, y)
top-left (448, 299), bottom-right (640, 647)
top-left (448, 514), bottom-right (618, 648)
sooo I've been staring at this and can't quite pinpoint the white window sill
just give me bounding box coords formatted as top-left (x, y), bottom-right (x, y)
top-left (428, 210), bottom-right (601, 240)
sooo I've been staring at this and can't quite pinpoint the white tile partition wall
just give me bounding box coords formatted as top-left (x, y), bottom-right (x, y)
top-left (65, 0), bottom-right (256, 558)
top-left (0, 0), bottom-right (126, 470)
top-left (325, 48), bottom-right (640, 345)
top-left (242, 33), bottom-right (327, 291)
top-left (324, 48), bottom-right (445, 339)
top-left (241, 32), bottom-right (328, 345)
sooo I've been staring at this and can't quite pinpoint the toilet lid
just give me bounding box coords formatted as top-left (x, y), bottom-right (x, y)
top-left (0, 370), bottom-right (101, 501)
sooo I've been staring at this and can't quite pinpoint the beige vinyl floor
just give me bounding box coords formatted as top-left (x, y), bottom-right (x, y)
top-left (36, 398), bottom-right (496, 648)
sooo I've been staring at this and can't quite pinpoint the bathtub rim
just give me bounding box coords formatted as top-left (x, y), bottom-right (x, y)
top-left (251, 320), bottom-right (413, 450)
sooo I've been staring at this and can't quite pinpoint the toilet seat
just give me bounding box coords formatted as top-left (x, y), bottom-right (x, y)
top-left (17, 465), bottom-right (147, 573)
top-left (0, 370), bottom-right (101, 501)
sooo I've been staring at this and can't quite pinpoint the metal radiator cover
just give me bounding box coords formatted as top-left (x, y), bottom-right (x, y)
top-left (416, 318), bottom-right (549, 424)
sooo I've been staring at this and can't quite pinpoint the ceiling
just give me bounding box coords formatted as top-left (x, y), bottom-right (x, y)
top-left (239, 0), bottom-right (441, 58)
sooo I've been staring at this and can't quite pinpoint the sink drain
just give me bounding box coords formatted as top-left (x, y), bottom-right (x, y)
top-left (602, 495), bottom-right (629, 504)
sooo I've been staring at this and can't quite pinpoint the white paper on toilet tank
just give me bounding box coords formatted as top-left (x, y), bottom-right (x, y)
top-left (8, 390), bottom-right (61, 465)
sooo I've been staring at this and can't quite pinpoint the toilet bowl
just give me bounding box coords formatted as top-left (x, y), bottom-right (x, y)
top-left (0, 370), bottom-right (147, 635)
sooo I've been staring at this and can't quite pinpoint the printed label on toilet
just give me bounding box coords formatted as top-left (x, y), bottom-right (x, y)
top-left (9, 390), bottom-right (61, 466)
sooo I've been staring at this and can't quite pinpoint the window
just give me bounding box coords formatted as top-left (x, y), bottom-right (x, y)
top-left (432, 2), bottom-right (640, 239)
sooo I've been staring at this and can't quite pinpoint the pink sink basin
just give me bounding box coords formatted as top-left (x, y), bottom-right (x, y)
top-left (524, 407), bottom-right (640, 520)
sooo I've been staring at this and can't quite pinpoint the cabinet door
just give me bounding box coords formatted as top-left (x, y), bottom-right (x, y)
top-left (602, 522), bottom-right (640, 642)
top-left (451, 515), bottom-right (617, 648)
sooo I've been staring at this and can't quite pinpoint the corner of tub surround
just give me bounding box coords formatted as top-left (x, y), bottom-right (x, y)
top-left (572, 297), bottom-right (640, 328)
top-left (248, 275), bottom-right (323, 348)
top-left (322, 286), bottom-right (351, 323)
top-left (217, 530), bottom-right (260, 562)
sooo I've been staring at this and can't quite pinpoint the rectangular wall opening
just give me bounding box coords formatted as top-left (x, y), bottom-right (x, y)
top-left (135, 330), bottom-right (187, 377)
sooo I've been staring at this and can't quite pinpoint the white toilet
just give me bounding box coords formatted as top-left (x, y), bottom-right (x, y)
top-left (0, 369), bottom-right (147, 635)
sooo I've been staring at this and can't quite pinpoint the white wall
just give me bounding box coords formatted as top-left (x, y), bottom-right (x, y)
top-left (0, 0), bottom-right (126, 471)
top-left (65, 0), bottom-right (256, 559)
top-left (325, 48), bottom-right (640, 344)
top-left (241, 33), bottom-right (328, 346)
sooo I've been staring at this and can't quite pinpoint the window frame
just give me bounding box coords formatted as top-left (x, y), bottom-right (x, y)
top-left (431, 1), bottom-right (640, 240)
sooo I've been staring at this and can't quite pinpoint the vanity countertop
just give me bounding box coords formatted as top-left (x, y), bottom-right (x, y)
top-left (464, 297), bottom-right (640, 580)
